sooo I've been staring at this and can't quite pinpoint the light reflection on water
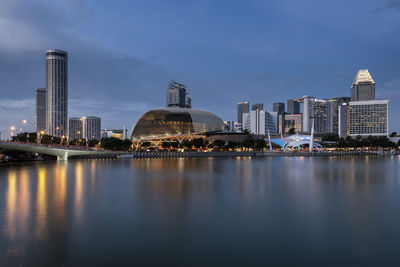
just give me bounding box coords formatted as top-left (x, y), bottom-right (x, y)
top-left (0, 156), bottom-right (400, 265)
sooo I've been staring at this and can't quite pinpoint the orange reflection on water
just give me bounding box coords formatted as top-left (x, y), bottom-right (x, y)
top-left (19, 168), bottom-right (31, 237)
top-left (5, 170), bottom-right (17, 241)
top-left (54, 163), bottom-right (67, 226)
top-left (75, 161), bottom-right (83, 222)
top-left (35, 167), bottom-right (48, 240)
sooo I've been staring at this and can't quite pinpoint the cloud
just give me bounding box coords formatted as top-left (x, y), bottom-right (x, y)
top-left (0, 0), bottom-right (172, 135)
top-left (0, 99), bottom-right (35, 109)
top-left (373, 0), bottom-right (400, 13)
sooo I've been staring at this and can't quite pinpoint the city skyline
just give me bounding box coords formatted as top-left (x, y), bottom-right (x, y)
top-left (0, 0), bottom-right (399, 136)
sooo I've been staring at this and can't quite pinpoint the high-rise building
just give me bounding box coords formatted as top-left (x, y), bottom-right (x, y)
top-left (243, 110), bottom-right (277, 135)
top-left (279, 114), bottom-right (302, 134)
top-left (82, 116), bottom-right (101, 140)
top-left (46, 49), bottom-right (68, 137)
top-left (68, 117), bottom-right (82, 140)
top-left (312, 99), bottom-right (333, 134)
top-left (252, 103), bottom-right (264, 111)
top-left (287, 99), bottom-right (300, 114)
top-left (35, 88), bottom-right (46, 133)
top-left (224, 121), bottom-right (235, 132)
top-left (351, 69), bottom-right (375, 101)
top-left (339, 100), bottom-right (389, 138)
top-left (273, 102), bottom-right (285, 115)
top-left (325, 97), bottom-right (350, 134)
top-left (299, 95), bottom-right (316, 133)
top-left (237, 102), bottom-right (249, 130)
top-left (185, 89), bottom-right (192, 108)
top-left (167, 80), bottom-right (187, 108)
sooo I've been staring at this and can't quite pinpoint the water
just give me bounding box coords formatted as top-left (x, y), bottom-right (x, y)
top-left (1, 156), bottom-right (400, 265)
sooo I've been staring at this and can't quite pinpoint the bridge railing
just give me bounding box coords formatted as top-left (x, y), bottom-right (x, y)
top-left (0, 141), bottom-right (107, 152)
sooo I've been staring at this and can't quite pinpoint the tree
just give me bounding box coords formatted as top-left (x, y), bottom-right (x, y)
top-left (390, 132), bottom-right (398, 137)
top-left (182, 140), bottom-right (193, 151)
top-left (287, 128), bottom-right (296, 135)
top-left (122, 139), bottom-right (132, 151)
top-left (192, 138), bottom-right (204, 149)
top-left (170, 141), bottom-right (179, 150)
top-left (161, 141), bottom-right (170, 150)
top-left (255, 139), bottom-right (266, 151)
top-left (226, 141), bottom-right (237, 150)
top-left (142, 142), bottom-right (151, 149)
top-left (213, 140), bottom-right (225, 150)
top-left (41, 134), bottom-right (53, 145)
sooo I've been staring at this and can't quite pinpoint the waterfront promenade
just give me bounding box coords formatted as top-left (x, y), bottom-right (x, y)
top-left (127, 149), bottom-right (399, 158)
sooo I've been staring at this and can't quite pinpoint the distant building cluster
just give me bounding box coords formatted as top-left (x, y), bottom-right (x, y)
top-left (232, 69), bottom-right (389, 138)
top-left (34, 49), bottom-right (103, 141)
top-left (166, 80), bottom-right (191, 108)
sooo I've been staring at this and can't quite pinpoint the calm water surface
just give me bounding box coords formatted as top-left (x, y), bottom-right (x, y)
top-left (1, 156), bottom-right (400, 265)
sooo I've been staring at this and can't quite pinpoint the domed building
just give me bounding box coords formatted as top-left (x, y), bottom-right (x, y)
top-left (131, 108), bottom-right (226, 140)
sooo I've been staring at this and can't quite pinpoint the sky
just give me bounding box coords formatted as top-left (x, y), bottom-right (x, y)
top-left (0, 0), bottom-right (399, 138)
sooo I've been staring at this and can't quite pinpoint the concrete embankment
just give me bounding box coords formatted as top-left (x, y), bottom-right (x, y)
top-left (124, 150), bottom-right (399, 159)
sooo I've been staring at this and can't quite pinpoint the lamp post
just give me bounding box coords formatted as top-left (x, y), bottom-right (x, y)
top-left (39, 131), bottom-right (45, 144)
top-left (9, 126), bottom-right (15, 141)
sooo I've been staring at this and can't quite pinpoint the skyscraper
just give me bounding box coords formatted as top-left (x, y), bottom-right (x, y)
top-left (252, 103), bottom-right (264, 111)
top-left (237, 102), bottom-right (249, 130)
top-left (35, 88), bottom-right (46, 133)
top-left (167, 80), bottom-right (186, 108)
top-left (300, 95), bottom-right (315, 133)
top-left (351, 69), bottom-right (375, 101)
top-left (312, 99), bottom-right (333, 134)
top-left (325, 97), bottom-right (350, 134)
top-left (287, 99), bottom-right (300, 114)
top-left (82, 116), bottom-right (101, 140)
top-left (46, 49), bottom-right (68, 137)
top-left (68, 117), bottom-right (82, 140)
top-left (273, 102), bottom-right (285, 115)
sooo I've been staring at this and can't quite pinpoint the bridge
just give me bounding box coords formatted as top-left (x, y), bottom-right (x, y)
top-left (0, 141), bottom-right (122, 160)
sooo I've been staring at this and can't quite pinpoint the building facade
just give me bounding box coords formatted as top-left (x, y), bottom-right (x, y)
top-left (278, 114), bottom-right (303, 134)
top-left (167, 80), bottom-right (187, 108)
top-left (325, 97), bottom-right (350, 135)
top-left (101, 128), bottom-right (128, 140)
top-left (35, 88), bottom-right (46, 133)
top-left (273, 102), bottom-right (285, 115)
top-left (351, 69), bottom-right (375, 101)
top-left (312, 99), bottom-right (333, 134)
top-left (252, 103), bottom-right (264, 111)
top-left (287, 99), bottom-right (300, 114)
top-left (242, 110), bottom-right (277, 135)
top-left (237, 102), bottom-right (249, 130)
top-left (46, 49), bottom-right (68, 137)
top-left (68, 117), bottom-right (82, 140)
top-left (224, 121), bottom-right (235, 132)
top-left (82, 116), bottom-right (101, 140)
top-left (339, 100), bottom-right (389, 138)
top-left (300, 95), bottom-right (316, 133)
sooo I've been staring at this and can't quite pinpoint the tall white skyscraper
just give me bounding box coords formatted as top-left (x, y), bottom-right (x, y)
top-left (46, 49), bottom-right (68, 137)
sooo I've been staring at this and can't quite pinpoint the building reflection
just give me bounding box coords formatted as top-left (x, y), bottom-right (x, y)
top-left (53, 162), bottom-right (67, 229)
top-left (75, 161), bottom-right (83, 223)
top-left (5, 170), bottom-right (17, 241)
top-left (35, 166), bottom-right (48, 240)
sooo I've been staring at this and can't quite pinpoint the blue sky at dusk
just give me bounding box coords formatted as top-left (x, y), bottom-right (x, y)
top-left (0, 0), bottom-right (399, 136)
